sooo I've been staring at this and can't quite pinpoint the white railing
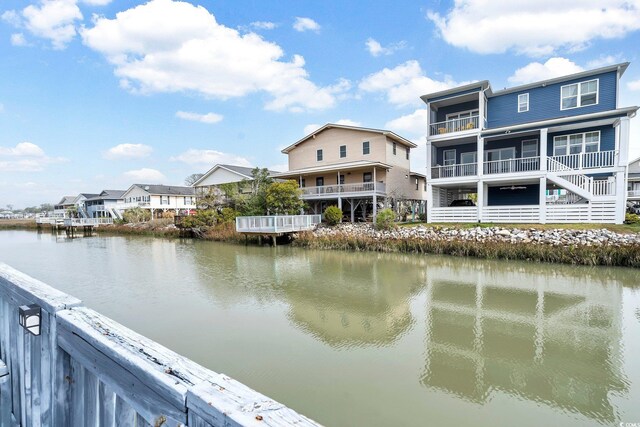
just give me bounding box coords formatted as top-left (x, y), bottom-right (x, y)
top-left (430, 207), bottom-right (478, 222)
top-left (236, 214), bottom-right (322, 233)
top-left (300, 182), bottom-right (385, 197)
top-left (63, 218), bottom-right (114, 227)
top-left (431, 163), bottom-right (477, 179)
top-left (121, 201), bottom-right (151, 209)
top-left (558, 173), bottom-right (591, 193)
top-left (548, 150), bottom-right (617, 170)
top-left (429, 115), bottom-right (479, 136)
top-left (628, 190), bottom-right (640, 198)
top-left (546, 202), bottom-right (617, 223)
top-left (592, 180), bottom-right (615, 196)
top-left (483, 157), bottom-right (540, 175)
top-left (482, 206), bottom-right (540, 223)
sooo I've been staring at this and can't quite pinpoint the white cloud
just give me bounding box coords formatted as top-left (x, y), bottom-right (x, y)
top-left (359, 60), bottom-right (459, 106)
top-left (428, 0), bottom-right (640, 56)
top-left (586, 54), bottom-right (623, 69)
top-left (385, 109), bottom-right (428, 137)
top-left (123, 168), bottom-right (166, 182)
top-left (10, 33), bottom-right (29, 47)
top-left (293, 17), bottom-right (320, 32)
top-left (103, 143), bottom-right (153, 160)
top-left (80, 1), bottom-right (345, 112)
top-left (365, 38), bottom-right (406, 57)
top-left (629, 80), bottom-right (640, 91)
top-left (250, 21), bottom-right (277, 30)
top-left (170, 149), bottom-right (252, 167)
top-left (303, 119), bottom-right (361, 136)
top-left (81, 0), bottom-right (112, 5)
top-left (0, 142), bottom-right (67, 172)
top-left (508, 57), bottom-right (584, 85)
top-left (5, 0), bottom-right (84, 50)
top-left (175, 111), bottom-right (223, 124)
top-left (303, 123), bottom-right (321, 135)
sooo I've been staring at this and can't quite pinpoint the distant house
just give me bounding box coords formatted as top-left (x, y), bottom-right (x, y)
top-left (628, 156), bottom-right (640, 203)
top-left (275, 123), bottom-right (427, 221)
top-left (73, 193), bottom-right (99, 218)
top-left (53, 196), bottom-right (76, 217)
top-left (120, 184), bottom-right (196, 218)
top-left (85, 190), bottom-right (126, 219)
top-left (192, 164), bottom-right (280, 205)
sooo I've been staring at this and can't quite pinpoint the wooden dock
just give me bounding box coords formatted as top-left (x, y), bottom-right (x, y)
top-left (235, 215), bottom-right (322, 246)
top-left (0, 263), bottom-right (321, 426)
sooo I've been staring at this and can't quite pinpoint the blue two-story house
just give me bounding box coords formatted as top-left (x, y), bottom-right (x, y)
top-left (421, 63), bottom-right (638, 224)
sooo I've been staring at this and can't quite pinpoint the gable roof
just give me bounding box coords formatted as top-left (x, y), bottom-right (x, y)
top-left (86, 190), bottom-right (126, 201)
top-left (56, 196), bottom-right (76, 206)
top-left (124, 184), bottom-right (195, 196)
top-left (191, 164), bottom-right (280, 187)
top-left (281, 123), bottom-right (417, 154)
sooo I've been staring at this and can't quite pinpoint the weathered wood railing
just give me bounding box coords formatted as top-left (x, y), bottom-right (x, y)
top-left (0, 263), bottom-right (321, 426)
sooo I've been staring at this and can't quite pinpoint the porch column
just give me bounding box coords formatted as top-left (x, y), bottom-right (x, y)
top-left (350, 199), bottom-right (355, 222)
top-left (540, 128), bottom-right (548, 171)
top-left (615, 171), bottom-right (626, 224)
top-left (539, 177), bottom-right (547, 224)
top-left (426, 141), bottom-right (432, 177)
top-left (477, 181), bottom-right (484, 223)
top-left (338, 197), bottom-right (342, 211)
top-left (477, 136), bottom-right (484, 177)
top-left (426, 184), bottom-right (433, 223)
top-left (373, 167), bottom-right (377, 221)
top-left (617, 117), bottom-right (630, 167)
top-left (478, 90), bottom-right (485, 129)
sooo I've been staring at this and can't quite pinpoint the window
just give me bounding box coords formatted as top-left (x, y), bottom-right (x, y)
top-left (415, 178), bottom-right (419, 190)
top-left (339, 145), bottom-right (347, 158)
top-left (160, 196), bottom-right (169, 205)
top-left (337, 174), bottom-right (345, 185)
top-left (552, 131), bottom-right (600, 156)
top-left (363, 141), bottom-right (370, 155)
top-left (518, 93), bottom-right (529, 112)
top-left (316, 177), bottom-right (324, 187)
top-left (460, 152), bottom-right (477, 164)
top-left (445, 109), bottom-right (479, 120)
top-left (406, 147), bottom-right (410, 160)
top-left (561, 79), bottom-right (598, 110)
top-left (521, 139), bottom-right (538, 158)
top-left (363, 172), bottom-right (372, 183)
top-left (424, 180), bottom-right (427, 191)
top-left (316, 149), bottom-right (323, 161)
top-left (392, 142), bottom-right (397, 155)
top-left (443, 149), bottom-right (456, 166)
top-left (301, 178), bottom-right (306, 188)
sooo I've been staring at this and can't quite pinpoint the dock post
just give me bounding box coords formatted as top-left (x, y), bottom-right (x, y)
top-left (272, 235), bottom-right (277, 247)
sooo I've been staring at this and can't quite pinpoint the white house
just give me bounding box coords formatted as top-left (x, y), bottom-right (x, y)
top-left (628, 156), bottom-right (640, 203)
top-left (192, 164), bottom-right (280, 204)
top-left (73, 193), bottom-right (99, 218)
top-left (120, 184), bottom-right (196, 218)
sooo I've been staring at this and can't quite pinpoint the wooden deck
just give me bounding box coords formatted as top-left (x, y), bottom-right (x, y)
top-left (235, 215), bottom-right (322, 235)
top-left (0, 263), bottom-right (321, 426)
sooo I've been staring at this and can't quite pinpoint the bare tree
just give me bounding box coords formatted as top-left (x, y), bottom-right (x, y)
top-left (184, 173), bottom-right (204, 186)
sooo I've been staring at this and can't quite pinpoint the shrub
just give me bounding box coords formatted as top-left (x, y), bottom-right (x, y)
top-left (265, 180), bottom-right (304, 215)
top-left (625, 213), bottom-right (640, 224)
top-left (375, 208), bottom-right (396, 230)
top-left (418, 213), bottom-right (428, 222)
top-left (181, 209), bottom-right (217, 228)
top-left (122, 207), bottom-right (151, 223)
top-left (324, 206), bottom-right (342, 226)
top-left (218, 207), bottom-right (238, 224)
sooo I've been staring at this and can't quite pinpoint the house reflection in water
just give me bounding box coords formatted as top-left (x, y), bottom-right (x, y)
top-left (280, 251), bottom-right (427, 349)
top-left (421, 262), bottom-right (628, 424)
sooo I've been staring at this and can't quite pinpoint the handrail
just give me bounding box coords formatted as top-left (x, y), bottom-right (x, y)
top-left (548, 150), bottom-right (617, 170)
top-left (430, 163), bottom-right (477, 179)
top-left (483, 157), bottom-right (540, 174)
top-left (300, 182), bottom-right (385, 196)
top-left (236, 214), bottom-right (322, 233)
top-left (429, 115), bottom-right (479, 136)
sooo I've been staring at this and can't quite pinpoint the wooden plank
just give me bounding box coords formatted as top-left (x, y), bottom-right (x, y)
top-left (0, 359), bottom-right (12, 427)
top-left (57, 326), bottom-right (186, 425)
top-left (0, 263), bottom-right (82, 314)
top-left (84, 369), bottom-right (99, 426)
top-left (187, 376), bottom-right (322, 427)
top-left (40, 312), bottom-right (53, 426)
top-left (53, 346), bottom-right (71, 426)
top-left (70, 357), bottom-right (85, 426)
top-left (98, 381), bottom-right (116, 427)
top-left (115, 395), bottom-right (136, 427)
top-left (30, 330), bottom-right (43, 427)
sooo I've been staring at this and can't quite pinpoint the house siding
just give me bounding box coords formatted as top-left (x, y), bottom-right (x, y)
top-left (547, 125), bottom-right (615, 154)
top-left (424, 86), bottom-right (483, 103)
top-left (487, 184), bottom-right (539, 206)
top-left (487, 71), bottom-right (617, 128)
top-left (436, 100), bottom-right (479, 122)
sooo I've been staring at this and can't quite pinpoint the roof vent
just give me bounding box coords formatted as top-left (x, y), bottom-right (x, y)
top-left (144, 186), bottom-right (149, 190)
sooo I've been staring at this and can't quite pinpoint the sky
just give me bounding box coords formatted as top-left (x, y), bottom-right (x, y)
top-left (1, 0), bottom-right (640, 208)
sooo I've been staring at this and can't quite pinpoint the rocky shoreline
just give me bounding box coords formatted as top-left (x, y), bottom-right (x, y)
top-left (309, 223), bottom-right (640, 247)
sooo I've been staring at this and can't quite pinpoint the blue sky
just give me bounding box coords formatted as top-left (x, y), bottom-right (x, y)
top-left (1, 0), bottom-right (640, 208)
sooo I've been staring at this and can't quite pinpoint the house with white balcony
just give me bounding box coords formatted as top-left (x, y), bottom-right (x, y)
top-left (120, 184), bottom-right (196, 218)
top-left (53, 196), bottom-right (76, 218)
top-left (423, 63), bottom-right (637, 224)
top-left (628, 156), bottom-right (640, 203)
top-left (275, 123), bottom-right (427, 221)
top-left (73, 193), bottom-right (99, 218)
top-left (85, 190), bottom-right (126, 219)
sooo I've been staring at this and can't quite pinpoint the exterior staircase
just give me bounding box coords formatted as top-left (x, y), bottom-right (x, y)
top-left (108, 207), bottom-right (122, 220)
top-left (546, 157), bottom-right (613, 201)
top-left (78, 206), bottom-right (89, 218)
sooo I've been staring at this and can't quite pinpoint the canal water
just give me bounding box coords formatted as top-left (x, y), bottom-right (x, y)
top-left (1, 230), bottom-right (639, 427)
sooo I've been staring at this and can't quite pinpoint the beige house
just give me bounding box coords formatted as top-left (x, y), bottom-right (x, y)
top-left (276, 124), bottom-right (427, 221)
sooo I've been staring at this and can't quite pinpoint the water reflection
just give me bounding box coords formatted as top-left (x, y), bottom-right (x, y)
top-left (421, 259), bottom-right (628, 424)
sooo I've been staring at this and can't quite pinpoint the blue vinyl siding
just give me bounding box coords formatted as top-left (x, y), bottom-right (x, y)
top-left (485, 136), bottom-right (539, 158)
top-left (436, 100), bottom-right (479, 122)
top-left (547, 125), bottom-right (615, 154)
top-left (487, 71), bottom-right (617, 128)
top-left (435, 143), bottom-right (476, 165)
top-left (488, 184), bottom-right (539, 206)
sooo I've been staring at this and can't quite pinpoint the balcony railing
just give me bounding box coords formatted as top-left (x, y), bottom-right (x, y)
top-left (429, 115), bottom-right (479, 136)
top-left (431, 163), bottom-right (477, 179)
top-left (548, 150), bottom-right (617, 170)
top-left (300, 182), bottom-right (386, 197)
top-left (484, 157), bottom-right (540, 175)
top-left (627, 190), bottom-right (640, 198)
